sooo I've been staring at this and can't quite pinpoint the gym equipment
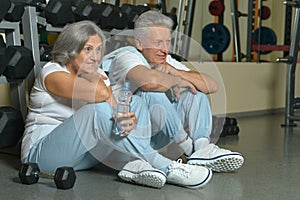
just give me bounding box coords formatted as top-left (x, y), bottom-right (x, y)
top-left (0, 36), bottom-right (5, 74)
top-left (43, 0), bottom-right (74, 27)
top-left (202, 23), bottom-right (230, 54)
top-left (253, 27), bottom-right (277, 54)
top-left (4, 1), bottom-right (25, 22)
top-left (209, 0), bottom-right (225, 16)
top-left (145, 1), bottom-right (166, 13)
top-left (97, 2), bottom-right (127, 30)
top-left (221, 125), bottom-right (240, 137)
top-left (120, 4), bottom-right (150, 29)
top-left (0, 106), bottom-right (24, 148)
top-left (0, 35), bottom-right (5, 48)
top-left (15, 0), bottom-right (74, 27)
top-left (260, 6), bottom-right (271, 20)
top-left (224, 117), bottom-right (237, 126)
top-left (0, 0), bottom-right (11, 22)
top-left (1, 46), bottom-right (34, 81)
top-left (73, 1), bottom-right (103, 25)
top-left (252, 44), bottom-right (300, 52)
top-left (19, 163), bottom-right (76, 189)
top-left (276, 0), bottom-right (300, 126)
top-left (211, 116), bottom-right (240, 137)
top-left (163, 11), bottom-right (178, 30)
top-left (39, 43), bottom-right (52, 62)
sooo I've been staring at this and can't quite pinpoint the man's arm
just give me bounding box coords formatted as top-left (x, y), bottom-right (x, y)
top-left (126, 65), bottom-right (196, 93)
top-left (152, 62), bottom-right (218, 94)
top-left (177, 69), bottom-right (218, 94)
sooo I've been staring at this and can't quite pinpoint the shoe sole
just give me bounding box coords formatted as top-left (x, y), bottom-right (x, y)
top-left (187, 154), bottom-right (244, 172)
top-left (118, 169), bottom-right (167, 188)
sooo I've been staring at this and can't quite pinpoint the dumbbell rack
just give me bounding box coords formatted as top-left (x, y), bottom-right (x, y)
top-left (0, 21), bottom-right (27, 120)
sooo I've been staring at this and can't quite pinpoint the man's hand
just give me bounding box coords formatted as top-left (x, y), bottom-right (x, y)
top-left (151, 63), bottom-right (182, 77)
top-left (172, 78), bottom-right (197, 99)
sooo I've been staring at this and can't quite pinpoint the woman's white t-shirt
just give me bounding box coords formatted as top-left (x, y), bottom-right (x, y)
top-left (21, 62), bottom-right (110, 160)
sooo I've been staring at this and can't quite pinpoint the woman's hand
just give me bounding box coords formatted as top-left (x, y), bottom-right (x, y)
top-left (114, 112), bottom-right (137, 137)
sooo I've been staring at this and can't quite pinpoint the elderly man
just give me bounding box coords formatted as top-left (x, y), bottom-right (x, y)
top-left (103, 11), bottom-right (244, 175)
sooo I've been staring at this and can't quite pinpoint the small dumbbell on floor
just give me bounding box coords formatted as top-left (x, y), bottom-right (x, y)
top-left (19, 163), bottom-right (76, 190)
top-left (221, 117), bottom-right (240, 137)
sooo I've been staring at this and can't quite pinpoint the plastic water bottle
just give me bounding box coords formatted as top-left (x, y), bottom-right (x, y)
top-left (113, 82), bottom-right (132, 135)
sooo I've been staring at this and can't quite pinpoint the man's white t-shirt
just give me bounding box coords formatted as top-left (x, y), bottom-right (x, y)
top-left (102, 46), bottom-right (190, 98)
top-left (21, 62), bottom-right (110, 160)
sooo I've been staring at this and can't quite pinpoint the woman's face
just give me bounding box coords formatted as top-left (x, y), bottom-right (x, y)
top-left (71, 34), bottom-right (103, 74)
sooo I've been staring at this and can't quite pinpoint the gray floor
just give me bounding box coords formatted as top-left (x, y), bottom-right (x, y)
top-left (1, 112), bottom-right (300, 200)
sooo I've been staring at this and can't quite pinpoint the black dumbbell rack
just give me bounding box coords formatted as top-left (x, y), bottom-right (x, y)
top-left (0, 21), bottom-right (27, 120)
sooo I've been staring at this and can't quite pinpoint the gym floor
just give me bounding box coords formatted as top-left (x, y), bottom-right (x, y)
top-left (0, 112), bottom-right (300, 200)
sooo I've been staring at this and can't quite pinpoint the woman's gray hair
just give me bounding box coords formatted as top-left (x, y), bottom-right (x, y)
top-left (51, 20), bottom-right (106, 65)
top-left (134, 11), bottom-right (173, 41)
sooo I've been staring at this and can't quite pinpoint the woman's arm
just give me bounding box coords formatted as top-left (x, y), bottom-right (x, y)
top-left (44, 71), bottom-right (111, 103)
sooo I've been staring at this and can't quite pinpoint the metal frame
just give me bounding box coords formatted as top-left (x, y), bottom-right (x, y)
top-left (230, 0), bottom-right (242, 62)
top-left (281, 0), bottom-right (300, 126)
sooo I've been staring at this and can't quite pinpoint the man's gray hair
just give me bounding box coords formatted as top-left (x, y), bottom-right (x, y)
top-left (134, 11), bottom-right (174, 41)
top-left (51, 20), bottom-right (106, 65)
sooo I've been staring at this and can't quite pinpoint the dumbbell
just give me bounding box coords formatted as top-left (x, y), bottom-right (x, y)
top-left (220, 125), bottom-right (240, 137)
top-left (13, 0), bottom-right (75, 27)
top-left (39, 43), bottom-right (53, 62)
top-left (221, 117), bottom-right (240, 137)
top-left (0, 45), bottom-right (34, 82)
top-left (120, 4), bottom-right (151, 29)
top-left (73, 1), bottom-right (105, 26)
top-left (0, 106), bottom-right (24, 148)
top-left (97, 2), bottom-right (129, 30)
top-left (224, 117), bottom-right (237, 126)
top-left (0, 0), bottom-right (11, 22)
top-left (45, 0), bottom-right (115, 28)
top-left (73, 1), bottom-right (127, 30)
top-left (211, 116), bottom-right (240, 137)
top-left (0, 35), bottom-right (5, 69)
top-left (19, 163), bottom-right (76, 189)
top-left (4, 1), bottom-right (26, 22)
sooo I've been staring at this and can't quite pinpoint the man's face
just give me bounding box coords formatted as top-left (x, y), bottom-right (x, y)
top-left (137, 26), bottom-right (171, 64)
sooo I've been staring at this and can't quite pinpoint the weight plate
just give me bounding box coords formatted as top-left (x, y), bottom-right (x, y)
top-left (202, 23), bottom-right (231, 54)
top-left (209, 0), bottom-right (225, 16)
top-left (253, 27), bottom-right (277, 54)
top-left (260, 6), bottom-right (271, 20)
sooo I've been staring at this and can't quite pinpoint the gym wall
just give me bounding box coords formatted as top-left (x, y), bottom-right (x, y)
top-left (190, 0), bottom-right (300, 115)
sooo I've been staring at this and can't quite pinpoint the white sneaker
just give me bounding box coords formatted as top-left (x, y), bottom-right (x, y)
top-left (167, 159), bottom-right (212, 189)
top-left (118, 160), bottom-right (167, 188)
top-left (187, 143), bottom-right (244, 172)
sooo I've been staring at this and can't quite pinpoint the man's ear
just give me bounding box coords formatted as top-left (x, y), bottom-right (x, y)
top-left (135, 39), bottom-right (143, 51)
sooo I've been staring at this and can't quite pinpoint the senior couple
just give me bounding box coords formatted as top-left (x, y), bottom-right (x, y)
top-left (21, 11), bottom-right (244, 189)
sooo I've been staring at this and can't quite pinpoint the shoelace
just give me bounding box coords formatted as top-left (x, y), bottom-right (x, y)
top-left (206, 144), bottom-right (223, 157)
top-left (168, 159), bottom-right (192, 178)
